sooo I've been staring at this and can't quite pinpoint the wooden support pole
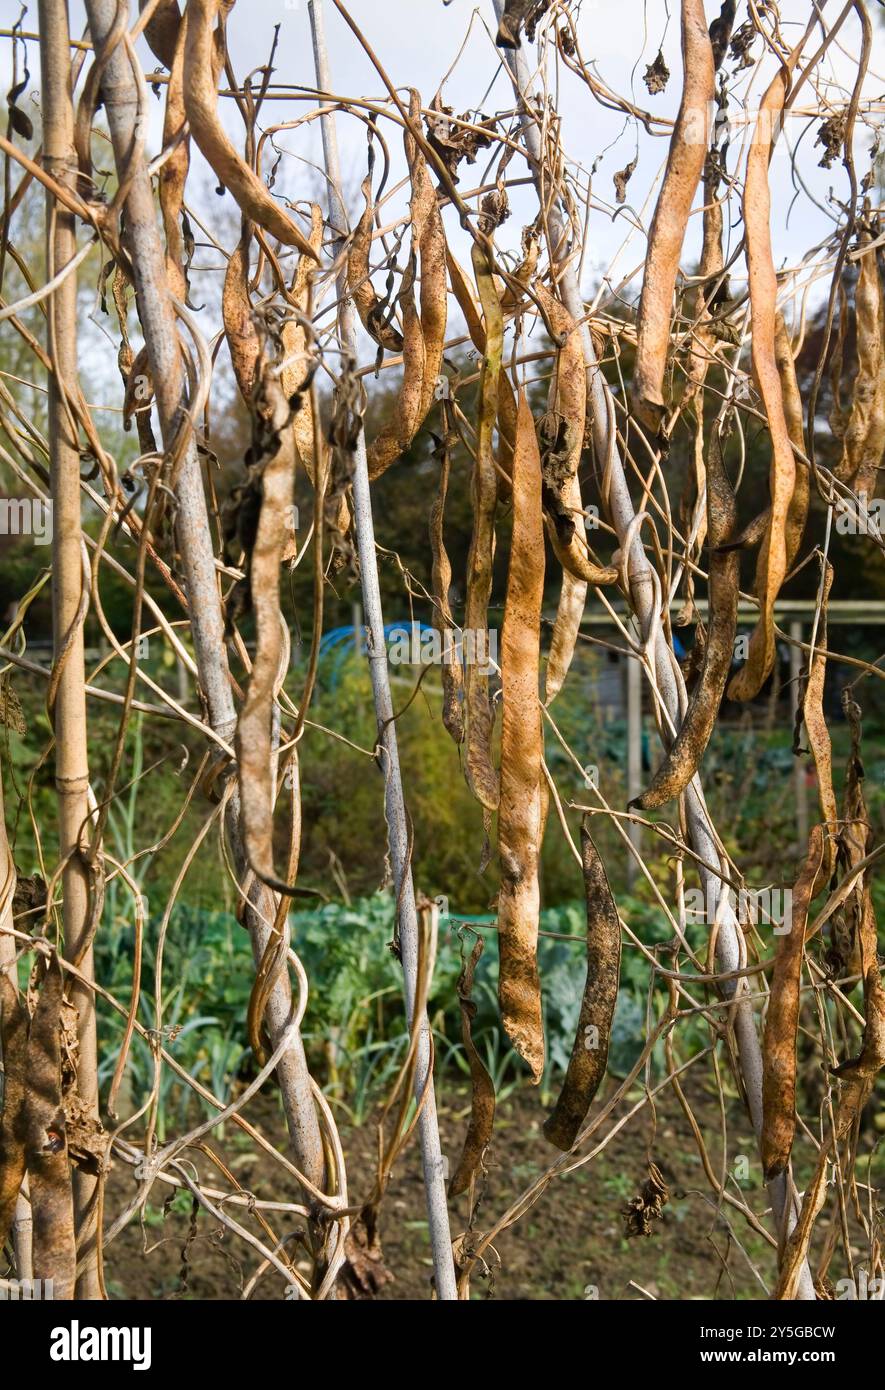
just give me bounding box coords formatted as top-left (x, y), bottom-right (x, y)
top-left (38, 0), bottom-right (100, 1299)
top-left (309, 0), bottom-right (457, 1301)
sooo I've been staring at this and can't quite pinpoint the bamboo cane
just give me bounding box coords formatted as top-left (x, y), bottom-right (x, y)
top-left (37, 0), bottom-right (100, 1299)
top-left (308, 0), bottom-right (457, 1302)
top-left (491, 0), bottom-right (815, 1300)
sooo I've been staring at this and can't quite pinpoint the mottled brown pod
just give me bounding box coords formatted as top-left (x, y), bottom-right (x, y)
top-left (158, 12), bottom-right (190, 303)
top-left (0, 971), bottom-right (28, 1250)
top-left (366, 92), bottom-right (448, 480)
top-left (448, 936), bottom-right (495, 1195)
top-left (348, 161), bottom-right (404, 354)
top-left (631, 0), bottom-right (715, 435)
top-left (540, 277), bottom-right (618, 700)
top-left (184, 0), bottom-right (320, 260)
top-left (446, 247), bottom-right (517, 486)
top-left (776, 708), bottom-right (885, 1298)
top-left (728, 62), bottom-right (797, 702)
top-left (281, 205), bottom-right (325, 486)
top-left (429, 427), bottom-right (464, 745)
top-left (774, 313), bottom-right (809, 572)
top-left (838, 232), bottom-right (885, 497)
top-left (546, 572), bottom-right (586, 706)
top-left (223, 226), bottom-right (260, 405)
top-left (761, 825), bottom-right (825, 1180)
top-left (544, 824), bottom-right (621, 1150)
top-left (796, 561), bottom-right (837, 886)
top-left (236, 354), bottom-right (297, 886)
top-left (26, 960), bottom-right (76, 1299)
top-left (139, 0), bottom-right (181, 68)
top-left (462, 238), bottom-right (503, 812)
top-left (497, 393), bottom-right (546, 1081)
top-left (632, 425), bottom-right (737, 808)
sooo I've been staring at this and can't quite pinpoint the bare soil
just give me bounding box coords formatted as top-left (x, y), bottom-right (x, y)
top-left (103, 1076), bottom-right (788, 1301)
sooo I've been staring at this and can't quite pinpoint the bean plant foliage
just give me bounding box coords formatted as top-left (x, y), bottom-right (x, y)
top-left (0, 0), bottom-right (883, 1304)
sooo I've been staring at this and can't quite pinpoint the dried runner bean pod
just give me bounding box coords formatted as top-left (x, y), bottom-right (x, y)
top-left (727, 60), bottom-right (798, 702)
top-left (159, 14), bottom-right (190, 302)
top-left (236, 350), bottom-right (297, 886)
top-left (366, 96), bottom-right (431, 480)
top-left (462, 238), bottom-right (503, 812)
top-left (413, 117), bottom-right (448, 426)
top-left (777, 877), bottom-right (885, 1299)
top-left (680, 104), bottom-right (729, 581)
top-left (837, 234), bottom-right (884, 486)
top-left (139, 0), bottom-right (181, 68)
top-left (497, 392), bottom-right (546, 1081)
top-left (534, 279), bottom-right (615, 698)
top-left (546, 572), bottom-right (585, 706)
top-left (429, 424), bottom-right (464, 744)
top-left (774, 313), bottom-right (809, 572)
top-left (777, 705), bottom-right (885, 1297)
top-left (223, 224), bottom-right (260, 405)
top-left (448, 936), bottom-right (495, 1195)
top-left (347, 153), bottom-right (404, 354)
top-left (281, 205), bottom-right (325, 485)
top-left (447, 247), bottom-right (517, 485)
top-left (761, 824), bottom-right (825, 1180)
top-left (544, 824), bottom-right (621, 1149)
top-left (0, 972), bottom-right (28, 1249)
top-left (728, 313), bottom-right (806, 568)
top-left (280, 206), bottom-right (354, 548)
top-left (632, 425), bottom-right (738, 808)
top-left (26, 960), bottom-right (76, 1299)
top-left (184, 0), bottom-right (319, 260)
top-left (847, 232), bottom-right (885, 499)
top-left (795, 562), bottom-right (837, 886)
top-left (829, 281), bottom-right (849, 443)
top-left (631, 0), bottom-right (715, 435)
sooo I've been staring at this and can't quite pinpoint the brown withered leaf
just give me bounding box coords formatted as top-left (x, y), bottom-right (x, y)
top-left (730, 20), bottom-right (756, 70)
top-left (7, 67), bottom-right (34, 141)
top-left (622, 1162), bottom-right (670, 1238)
top-left (425, 97), bottom-right (496, 183)
top-left (613, 157), bottom-right (637, 205)
top-left (0, 676), bottom-right (25, 735)
top-left (523, 0), bottom-right (552, 43)
top-left (558, 24), bottom-right (576, 58)
top-left (480, 188), bottom-right (510, 234)
top-left (496, 0), bottom-right (551, 48)
top-left (815, 113), bottom-right (847, 169)
top-left (339, 1209), bottom-right (394, 1299)
top-left (709, 1), bottom-right (738, 71)
top-left (12, 872), bottom-right (46, 920)
top-left (643, 50), bottom-right (670, 95)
